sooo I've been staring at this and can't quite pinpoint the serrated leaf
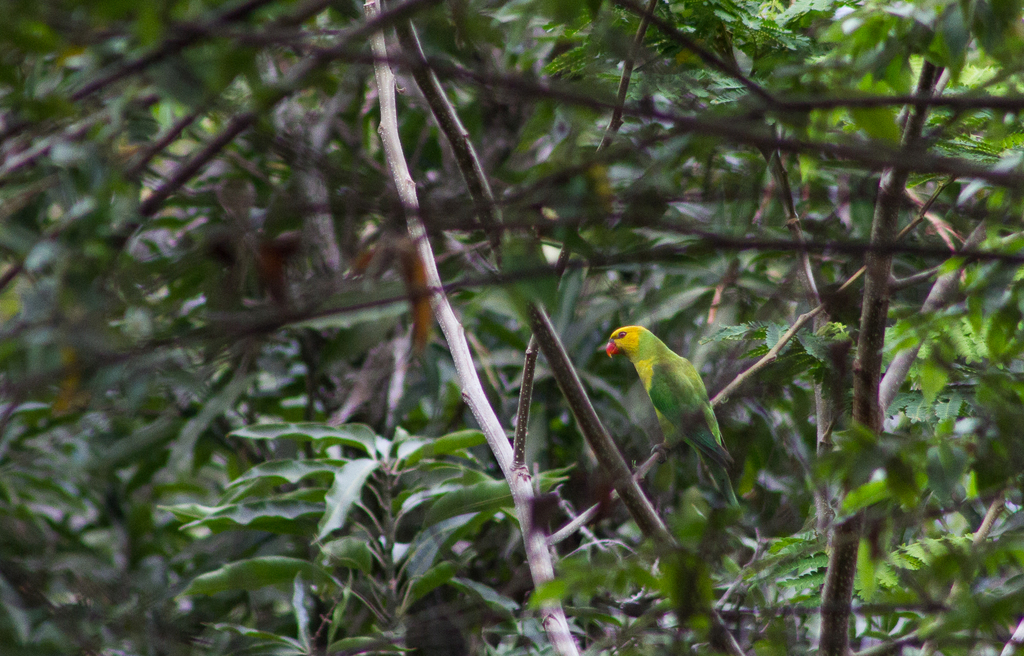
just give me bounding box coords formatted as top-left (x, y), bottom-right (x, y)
top-left (183, 557), bottom-right (337, 596)
top-left (702, 323), bottom-right (763, 343)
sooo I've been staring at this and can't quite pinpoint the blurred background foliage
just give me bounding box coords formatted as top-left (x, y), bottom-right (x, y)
top-left (1, 0), bottom-right (1024, 653)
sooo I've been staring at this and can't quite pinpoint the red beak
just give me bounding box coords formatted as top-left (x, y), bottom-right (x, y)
top-left (605, 341), bottom-right (619, 357)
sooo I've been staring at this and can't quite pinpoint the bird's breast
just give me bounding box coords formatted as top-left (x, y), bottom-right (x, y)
top-left (633, 358), bottom-right (655, 389)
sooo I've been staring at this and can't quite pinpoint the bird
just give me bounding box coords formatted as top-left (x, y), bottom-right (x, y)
top-left (606, 325), bottom-right (738, 506)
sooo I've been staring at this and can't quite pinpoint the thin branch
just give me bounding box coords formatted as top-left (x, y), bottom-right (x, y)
top-left (138, 112), bottom-right (256, 217)
top-left (363, 2), bottom-right (579, 653)
top-left (548, 451), bottom-right (660, 545)
top-left (599, 0), bottom-right (659, 150)
top-left (513, 338), bottom-right (538, 469)
top-left (71, 0), bottom-right (282, 102)
top-left (394, 20), bottom-right (502, 252)
top-left (1000, 616), bottom-right (1024, 656)
top-left (878, 220), bottom-right (986, 411)
top-left (613, 0), bottom-right (777, 106)
top-left (292, 45), bottom-right (1024, 190)
top-left (124, 105), bottom-right (206, 179)
top-left (710, 306), bottom-right (823, 406)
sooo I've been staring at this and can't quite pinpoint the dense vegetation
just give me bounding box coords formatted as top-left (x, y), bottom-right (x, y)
top-left (2, 0), bottom-right (1023, 654)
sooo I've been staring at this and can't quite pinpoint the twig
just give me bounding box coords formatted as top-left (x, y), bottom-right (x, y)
top-left (599, 0), bottom-right (659, 150)
top-left (394, 20), bottom-right (502, 253)
top-left (710, 307), bottom-right (823, 406)
top-left (513, 338), bottom-right (538, 469)
top-left (138, 112), bottom-right (256, 217)
top-left (548, 451), bottom-right (660, 545)
top-left (613, 0), bottom-right (776, 107)
top-left (125, 105), bottom-right (206, 179)
top-left (1000, 616), bottom-right (1024, 656)
top-left (878, 219), bottom-right (986, 411)
top-left (363, 2), bottom-right (579, 653)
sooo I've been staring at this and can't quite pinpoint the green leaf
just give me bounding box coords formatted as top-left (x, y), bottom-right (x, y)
top-left (849, 107), bottom-right (901, 143)
top-left (177, 500), bottom-right (323, 534)
top-left (841, 479), bottom-right (890, 513)
top-left (231, 423), bottom-right (379, 456)
top-left (321, 537), bottom-right (374, 574)
top-left (228, 459), bottom-right (348, 488)
top-left (326, 637), bottom-right (405, 653)
top-left (424, 478), bottom-right (512, 526)
top-left (209, 623), bottom-right (306, 650)
top-left (449, 577), bottom-right (519, 619)
top-left (919, 359), bottom-right (949, 404)
top-left (856, 538), bottom-right (878, 601)
top-left (183, 557), bottom-right (338, 595)
top-left (398, 430), bottom-right (486, 466)
top-left (407, 561), bottom-right (457, 606)
top-left (318, 458), bottom-right (380, 539)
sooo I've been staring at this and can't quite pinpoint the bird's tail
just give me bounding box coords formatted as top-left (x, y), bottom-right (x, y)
top-left (709, 462), bottom-right (739, 507)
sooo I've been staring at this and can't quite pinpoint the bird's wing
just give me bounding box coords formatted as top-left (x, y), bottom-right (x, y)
top-left (647, 358), bottom-right (732, 469)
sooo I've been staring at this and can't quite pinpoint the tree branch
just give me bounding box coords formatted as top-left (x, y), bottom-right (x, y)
top-left (393, 20), bottom-right (502, 253)
top-left (878, 220), bottom-right (986, 411)
top-left (599, 0), bottom-right (659, 149)
top-left (819, 60), bottom-right (942, 656)
top-left (363, 3), bottom-right (579, 653)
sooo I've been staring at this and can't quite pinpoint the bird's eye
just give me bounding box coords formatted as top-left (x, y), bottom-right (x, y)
top-left (617, 331), bottom-right (626, 338)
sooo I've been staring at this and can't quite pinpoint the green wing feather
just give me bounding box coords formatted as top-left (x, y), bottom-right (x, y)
top-left (646, 357), bottom-right (732, 469)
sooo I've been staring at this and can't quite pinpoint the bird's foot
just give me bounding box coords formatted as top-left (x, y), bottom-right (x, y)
top-left (650, 443), bottom-right (668, 463)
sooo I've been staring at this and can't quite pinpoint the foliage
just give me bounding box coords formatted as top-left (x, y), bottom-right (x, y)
top-left (1, 0), bottom-right (1024, 654)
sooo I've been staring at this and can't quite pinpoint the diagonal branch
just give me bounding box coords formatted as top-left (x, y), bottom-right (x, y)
top-left (599, 0), bottom-right (659, 150)
top-left (393, 21), bottom-right (502, 252)
top-left (878, 220), bottom-right (986, 411)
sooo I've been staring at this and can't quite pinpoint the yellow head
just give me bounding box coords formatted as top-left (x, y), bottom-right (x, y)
top-left (605, 325), bottom-right (645, 360)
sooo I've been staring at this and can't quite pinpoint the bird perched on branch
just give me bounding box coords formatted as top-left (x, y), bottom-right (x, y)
top-left (606, 325), bottom-right (738, 506)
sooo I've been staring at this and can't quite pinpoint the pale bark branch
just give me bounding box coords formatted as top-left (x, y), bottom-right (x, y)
top-left (878, 220), bottom-right (986, 412)
top-left (363, 3), bottom-right (579, 653)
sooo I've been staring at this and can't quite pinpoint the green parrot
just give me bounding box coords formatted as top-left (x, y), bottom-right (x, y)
top-left (606, 325), bottom-right (738, 506)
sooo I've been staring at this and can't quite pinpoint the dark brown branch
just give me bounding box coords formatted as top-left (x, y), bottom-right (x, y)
top-left (138, 112), bottom-right (256, 217)
top-left (394, 21), bottom-right (502, 253)
top-left (528, 305), bottom-right (673, 544)
top-left (819, 60), bottom-right (942, 656)
top-left (513, 338), bottom-right (538, 469)
top-left (71, 0), bottom-right (283, 101)
top-left (599, 0), bottom-right (659, 149)
top-left (613, 0), bottom-right (777, 106)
